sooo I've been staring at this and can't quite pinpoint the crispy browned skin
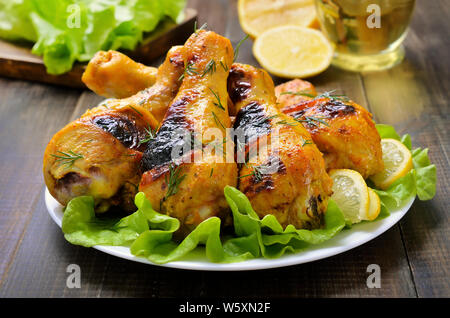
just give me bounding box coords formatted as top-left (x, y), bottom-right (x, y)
top-left (229, 64), bottom-right (332, 230)
top-left (82, 50), bottom-right (158, 99)
top-left (274, 79), bottom-right (316, 110)
top-left (281, 97), bottom-right (384, 179)
top-left (43, 103), bottom-right (155, 213)
top-left (43, 47), bottom-right (185, 213)
top-left (139, 31), bottom-right (237, 236)
top-left (99, 46), bottom-right (185, 123)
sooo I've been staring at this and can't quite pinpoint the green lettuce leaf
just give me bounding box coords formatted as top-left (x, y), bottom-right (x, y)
top-left (62, 195), bottom-right (148, 247)
top-left (0, 0), bottom-right (186, 74)
top-left (372, 124), bottom-right (437, 213)
top-left (223, 186), bottom-right (346, 259)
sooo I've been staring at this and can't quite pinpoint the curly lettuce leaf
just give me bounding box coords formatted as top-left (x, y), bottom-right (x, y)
top-left (223, 186), bottom-right (346, 259)
top-left (61, 189), bottom-right (346, 264)
top-left (62, 195), bottom-right (149, 247)
top-left (0, 0), bottom-right (186, 74)
top-left (372, 124), bottom-right (436, 214)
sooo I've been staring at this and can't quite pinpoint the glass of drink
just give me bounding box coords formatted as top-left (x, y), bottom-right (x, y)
top-left (314, 0), bottom-right (416, 71)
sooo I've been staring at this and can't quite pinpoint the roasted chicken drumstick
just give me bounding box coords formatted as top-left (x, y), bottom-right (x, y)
top-left (139, 30), bottom-right (237, 236)
top-left (276, 79), bottom-right (384, 179)
top-left (82, 50), bottom-right (158, 99)
top-left (229, 64), bottom-right (332, 230)
top-left (43, 46), bottom-right (185, 212)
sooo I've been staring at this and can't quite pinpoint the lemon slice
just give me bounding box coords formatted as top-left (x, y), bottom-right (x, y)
top-left (238, 0), bottom-right (317, 38)
top-left (253, 25), bottom-right (333, 78)
top-left (370, 138), bottom-right (413, 190)
top-left (366, 188), bottom-right (381, 221)
top-left (329, 169), bottom-right (370, 224)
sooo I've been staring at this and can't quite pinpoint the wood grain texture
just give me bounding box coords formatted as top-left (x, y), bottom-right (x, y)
top-left (360, 0), bottom-right (450, 297)
top-left (0, 0), bottom-right (448, 298)
top-left (0, 9), bottom-right (197, 89)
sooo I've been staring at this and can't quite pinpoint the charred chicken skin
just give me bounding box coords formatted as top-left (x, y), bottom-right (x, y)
top-left (276, 80), bottom-right (384, 179)
top-left (229, 64), bottom-right (332, 230)
top-left (43, 46), bottom-right (185, 213)
top-left (139, 30), bottom-right (237, 236)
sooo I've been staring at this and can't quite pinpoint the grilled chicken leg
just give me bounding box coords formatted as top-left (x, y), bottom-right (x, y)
top-left (82, 50), bottom-right (158, 99)
top-left (276, 79), bottom-right (384, 179)
top-left (43, 46), bottom-right (185, 213)
top-left (229, 64), bottom-right (332, 230)
top-left (139, 30), bottom-right (237, 236)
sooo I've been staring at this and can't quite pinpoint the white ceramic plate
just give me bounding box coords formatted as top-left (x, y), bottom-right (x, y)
top-left (45, 188), bottom-right (415, 271)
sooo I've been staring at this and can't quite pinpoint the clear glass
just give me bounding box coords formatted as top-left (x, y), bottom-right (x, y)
top-left (315, 0), bottom-right (416, 72)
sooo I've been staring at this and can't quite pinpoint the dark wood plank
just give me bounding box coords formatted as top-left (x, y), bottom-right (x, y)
top-left (0, 9), bottom-right (197, 89)
top-left (360, 0), bottom-right (450, 297)
top-left (0, 79), bottom-right (82, 283)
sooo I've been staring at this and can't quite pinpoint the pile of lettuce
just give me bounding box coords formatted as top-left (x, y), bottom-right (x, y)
top-left (0, 0), bottom-right (186, 74)
top-left (60, 124), bottom-right (436, 264)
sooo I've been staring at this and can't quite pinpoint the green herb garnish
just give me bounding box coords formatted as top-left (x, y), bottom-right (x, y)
top-left (51, 150), bottom-right (84, 168)
top-left (295, 116), bottom-right (330, 127)
top-left (179, 61), bottom-right (199, 81)
top-left (139, 126), bottom-right (157, 145)
top-left (164, 164), bottom-right (187, 201)
top-left (233, 34), bottom-right (250, 62)
top-left (219, 60), bottom-right (229, 72)
top-left (129, 105), bottom-right (143, 117)
top-left (212, 111), bottom-right (226, 129)
top-left (202, 59), bottom-right (216, 77)
top-left (279, 91), bottom-right (316, 98)
top-left (194, 21), bottom-right (208, 33)
top-left (209, 88), bottom-right (225, 110)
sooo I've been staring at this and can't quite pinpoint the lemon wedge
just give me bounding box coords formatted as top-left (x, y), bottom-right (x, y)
top-left (366, 188), bottom-right (381, 221)
top-left (370, 138), bottom-right (413, 190)
top-left (253, 25), bottom-right (333, 78)
top-left (238, 0), bottom-right (317, 38)
top-left (329, 169), bottom-right (370, 224)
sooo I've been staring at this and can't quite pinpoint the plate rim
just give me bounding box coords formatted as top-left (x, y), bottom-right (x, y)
top-left (45, 188), bottom-right (415, 271)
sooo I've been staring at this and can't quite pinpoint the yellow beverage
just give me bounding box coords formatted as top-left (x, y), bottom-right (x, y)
top-left (315, 0), bottom-right (415, 71)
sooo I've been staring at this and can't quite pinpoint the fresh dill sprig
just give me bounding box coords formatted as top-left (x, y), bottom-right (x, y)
top-left (302, 139), bottom-right (314, 147)
top-left (219, 60), bottom-right (229, 72)
top-left (164, 164), bottom-right (187, 200)
top-left (233, 34), bottom-right (250, 62)
top-left (179, 61), bottom-right (199, 81)
top-left (208, 88), bottom-right (225, 110)
top-left (194, 21), bottom-right (208, 33)
top-left (276, 119), bottom-right (298, 126)
top-left (211, 111), bottom-right (226, 129)
top-left (316, 90), bottom-right (350, 102)
top-left (202, 59), bottom-right (216, 77)
top-left (139, 126), bottom-right (157, 144)
top-left (51, 150), bottom-right (84, 168)
top-left (279, 91), bottom-right (316, 98)
top-left (251, 114), bottom-right (279, 128)
top-left (129, 105), bottom-right (143, 117)
top-left (238, 164), bottom-right (266, 183)
top-left (295, 116), bottom-right (330, 127)
top-left (280, 89), bottom-right (350, 102)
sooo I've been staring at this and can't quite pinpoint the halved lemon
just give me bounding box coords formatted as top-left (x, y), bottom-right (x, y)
top-left (329, 169), bottom-right (370, 224)
top-left (366, 188), bottom-right (381, 221)
top-left (253, 25), bottom-right (333, 78)
top-left (238, 0), bottom-right (317, 38)
top-left (370, 138), bottom-right (413, 190)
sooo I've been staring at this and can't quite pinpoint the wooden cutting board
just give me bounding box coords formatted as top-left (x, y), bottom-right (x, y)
top-left (0, 8), bottom-right (197, 89)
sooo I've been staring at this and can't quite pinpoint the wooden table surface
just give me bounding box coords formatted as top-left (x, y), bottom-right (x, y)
top-left (0, 0), bottom-right (448, 298)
